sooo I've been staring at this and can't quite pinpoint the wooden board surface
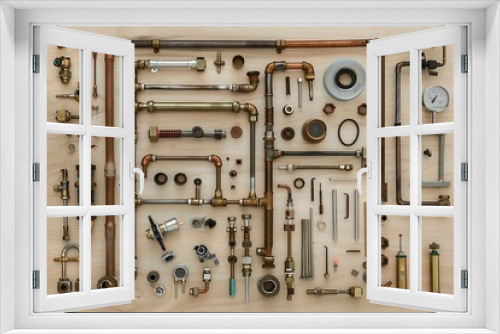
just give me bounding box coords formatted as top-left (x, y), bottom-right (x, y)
top-left (45, 25), bottom-right (455, 313)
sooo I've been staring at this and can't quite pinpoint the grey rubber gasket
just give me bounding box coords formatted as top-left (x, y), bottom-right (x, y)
top-left (323, 58), bottom-right (366, 101)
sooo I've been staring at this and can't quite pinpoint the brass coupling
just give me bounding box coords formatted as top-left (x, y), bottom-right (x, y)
top-left (53, 56), bottom-right (71, 83)
top-left (55, 109), bottom-right (79, 123)
top-left (306, 286), bottom-right (363, 298)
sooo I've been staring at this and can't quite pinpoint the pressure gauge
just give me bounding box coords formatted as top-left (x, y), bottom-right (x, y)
top-left (423, 85), bottom-right (449, 112)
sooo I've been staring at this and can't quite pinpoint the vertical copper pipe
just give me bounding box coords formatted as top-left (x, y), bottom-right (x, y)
top-left (105, 54), bottom-right (116, 277)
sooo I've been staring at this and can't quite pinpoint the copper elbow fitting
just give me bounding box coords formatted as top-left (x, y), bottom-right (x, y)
top-left (232, 71), bottom-right (260, 93)
top-left (301, 62), bottom-right (315, 81)
top-left (141, 154), bottom-right (157, 178)
top-left (208, 155), bottom-right (222, 167)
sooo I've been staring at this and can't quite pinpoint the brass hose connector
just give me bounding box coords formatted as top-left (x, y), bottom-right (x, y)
top-left (55, 109), bottom-right (79, 123)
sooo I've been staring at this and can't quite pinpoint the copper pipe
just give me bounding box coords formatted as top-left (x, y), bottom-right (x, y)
top-left (257, 61), bottom-right (315, 269)
top-left (103, 54), bottom-right (117, 284)
top-left (132, 38), bottom-right (369, 53)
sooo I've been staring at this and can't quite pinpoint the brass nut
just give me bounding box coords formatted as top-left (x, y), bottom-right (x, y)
top-left (357, 103), bottom-right (367, 116)
top-left (323, 103), bottom-right (336, 115)
top-left (149, 126), bottom-right (158, 142)
top-left (349, 286), bottom-right (363, 298)
top-left (196, 57), bottom-right (206, 72)
top-left (55, 109), bottom-right (71, 123)
top-left (381, 254), bottom-right (389, 267)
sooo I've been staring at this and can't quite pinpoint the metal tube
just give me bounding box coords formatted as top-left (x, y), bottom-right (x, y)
top-left (104, 54), bottom-right (116, 279)
top-left (278, 184), bottom-right (295, 301)
top-left (277, 150), bottom-right (361, 157)
top-left (136, 101), bottom-right (239, 113)
top-left (132, 38), bottom-right (369, 53)
top-left (136, 71), bottom-right (260, 93)
top-left (241, 214), bottom-right (252, 303)
top-left (136, 58), bottom-right (206, 72)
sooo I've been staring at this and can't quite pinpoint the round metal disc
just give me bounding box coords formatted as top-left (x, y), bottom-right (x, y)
top-left (323, 58), bottom-right (366, 101)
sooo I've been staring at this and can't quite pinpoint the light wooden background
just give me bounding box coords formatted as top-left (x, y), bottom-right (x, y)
top-left (45, 26), bottom-right (455, 313)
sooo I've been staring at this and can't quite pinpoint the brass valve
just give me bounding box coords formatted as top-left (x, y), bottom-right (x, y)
top-left (53, 56), bottom-right (72, 83)
top-left (306, 286), bottom-right (363, 298)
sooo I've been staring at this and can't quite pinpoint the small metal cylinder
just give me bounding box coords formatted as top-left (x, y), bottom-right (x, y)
top-left (430, 243), bottom-right (440, 293)
top-left (396, 255), bottom-right (408, 289)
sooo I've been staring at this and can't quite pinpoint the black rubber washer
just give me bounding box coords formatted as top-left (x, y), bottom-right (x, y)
top-left (338, 118), bottom-right (360, 147)
top-left (174, 173), bottom-right (187, 186)
top-left (335, 68), bottom-right (357, 90)
top-left (281, 127), bottom-right (295, 140)
top-left (293, 178), bottom-right (305, 189)
top-left (154, 172), bottom-right (168, 185)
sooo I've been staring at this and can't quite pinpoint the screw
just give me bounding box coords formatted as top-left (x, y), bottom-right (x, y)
top-left (324, 245), bottom-right (330, 278)
top-left (214, 51), bottom-right (225, 73)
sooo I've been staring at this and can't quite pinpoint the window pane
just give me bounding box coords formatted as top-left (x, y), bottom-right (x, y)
top-left (421, 133), bottom-right (454, 206)
top-left (47, 133), bottom-right (81, 207)
top-left (47, 45), bottom-right (80, 124)
top-left (382, 52), bottom-right (410, 128)
top-left (91, 53), bottom-right (121, 127)
top-left (420, 45), bottom-right (454, 125)
top-left (381, 136), bottom-right (410, 205)
top-left (91, 137), bottom-right (121, 205)
top-left (47, 216), bottom-right (81, 295)
top-left (420, 216), bottom-right (454, 294)
top-left (380, 215), bottom-right (410, 290)
top-left (92, 215), bottom-right (121, 290)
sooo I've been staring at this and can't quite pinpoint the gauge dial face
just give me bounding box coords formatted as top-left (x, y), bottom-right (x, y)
top-left (423, 85), bottom-right (449, 112)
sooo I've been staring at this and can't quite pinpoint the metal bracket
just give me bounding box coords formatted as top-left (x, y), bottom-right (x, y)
top-left (33, 54), bottom-right (40, 73)
top-left (461, 54), bottom-right (468, 73)
top-left (33, 163), bottom-right (40, 182)
top-left (461, 270), bottom-right (468, 289)
top-left (33, 270), bottom-right (40, 289)
top-left (461, 163), bottom-right (468, 181)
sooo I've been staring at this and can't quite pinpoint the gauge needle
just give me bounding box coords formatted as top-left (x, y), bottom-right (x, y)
top-left (432, 95), bottom-right (438, 103)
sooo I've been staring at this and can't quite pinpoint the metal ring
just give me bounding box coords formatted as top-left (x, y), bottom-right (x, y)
top-left (232, 55), bottom-right (245, 69)
top-left (302, 119), bottom-right (327, 144)
top-left (174, 173), bottom-right (187, 186)
top-left (316, 221), bottom-right (327, 231)
top-left (283, 105), bottom-right (294, 115)
top-left (154, 172), bottom-right (168, 185)
top-left (257, 274), bottom-right (280, 297)
top-left (293, 178), bottom-right (305, 189)
top-left (338, 118), bottom-right (360, 147)
top-left (281, 127), bottom-right (295, 140)
top-left (334, 68), bottom-right (357, 90)
top-left (324, 58), bottom-right (366, 101)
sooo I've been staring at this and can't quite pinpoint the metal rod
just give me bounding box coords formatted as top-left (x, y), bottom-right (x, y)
top-left (241, 214), bottom-right (252, 303)
top-left (344, 193), bottom-right (349, 219)
top-left (132, 38), bottom-right (370, 53)
top-left (227, 217), bottom-right (237, 297)
top-left (354, 189), bottom-right (359, 240)
top-left (311, 178), bottom-right (316, 202)
top-left (297, 78), bottom-right (303, 108)
top-left (276, 149), bottom-right (361, 158)
top-left (309, 207), bottom-right (314, 278)
top-left (278, 184), bottom-right (296, 301)
top-left (92, 52), bottom-right (98, 97)
top-left (332, 190), bottom-right (338, 241)
top-left (278, 163), bottom-right (353, 171)
top-left (319, 183), bottom-right (324, 215)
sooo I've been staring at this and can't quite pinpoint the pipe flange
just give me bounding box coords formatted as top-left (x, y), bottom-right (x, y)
top-left (324, 58), bottom-right (366, 101)
top-left (257, 274), bottom-right (280, 297)
top-left (302, 119), bottom-right (327, 144)
top-left (147, 271), bottom-right (160, 283)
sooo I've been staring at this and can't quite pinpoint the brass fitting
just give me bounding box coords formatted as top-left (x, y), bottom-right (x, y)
top-left (55, 109), bottom-right (79, 123)
top-left (232, 71), bottom-right (260, 93)
top-left (53, 56), bottom-right (71, 83)
top-left (140, 154), bottom-right (157, 178)
top-left (189, 268), bottom-right (211, 297)
top-left (145, 217), bottom-right (183, 240)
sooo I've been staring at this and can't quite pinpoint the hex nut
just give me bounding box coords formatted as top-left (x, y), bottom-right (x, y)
top-left (349, 286), bottom-right (363, 298)
top-left (196, 57), bottom-right (206, 72)
top-left (381, 237), bottom-right (389, 250)
top-left (283, 105), bottom-right (294, 115)
top-left (323, 103), bottom-right (336, 115)
top-left (155, 285), bottom-right (166, 296)
top-left (381, 254), bottom-right (389, 267)
top-left (357, 103), bottom-right (367, 116)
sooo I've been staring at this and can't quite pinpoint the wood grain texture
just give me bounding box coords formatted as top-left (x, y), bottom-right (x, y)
top-left (45, 26), bottom-right (454, 313)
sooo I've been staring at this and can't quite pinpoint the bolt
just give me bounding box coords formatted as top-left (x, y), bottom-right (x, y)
top-left (214, 51), bottom-right (225, 73)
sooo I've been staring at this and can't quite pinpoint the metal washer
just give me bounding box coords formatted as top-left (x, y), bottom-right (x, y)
top-left (323, 58), bottom-right (366, 101)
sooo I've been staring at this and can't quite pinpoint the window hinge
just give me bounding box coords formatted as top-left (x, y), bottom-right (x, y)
top-left (461, 270), bottom-right (468, 289)
top-left (33, 54), bottom-right (40, 73)
top-left (33, 163), bottom-right (40, 182)
top-left (33, 270), bottom-right (40, 289)
top-left (461, 54), bottom-right (468, 73)
top-left (461, 162), bottom-right (468, 181)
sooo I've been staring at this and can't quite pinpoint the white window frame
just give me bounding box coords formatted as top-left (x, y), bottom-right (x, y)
top-left (366, 26), bottom-right (468, 312)
top-left (32, 26), bottom-right (136, 312)
top-left (1, 2), bottom-right (497, 333)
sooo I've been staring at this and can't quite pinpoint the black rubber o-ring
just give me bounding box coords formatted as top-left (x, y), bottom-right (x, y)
top-left (174, 173), bottom-right (187, 186)
top-left (293, 178), bottom-right (305, 189)
top-left (335, 68), bottom-right (357, 90)
top-left (338, 118), bottom-right (360, 147)
top-left (154, 172), bottom-right (168, 185)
